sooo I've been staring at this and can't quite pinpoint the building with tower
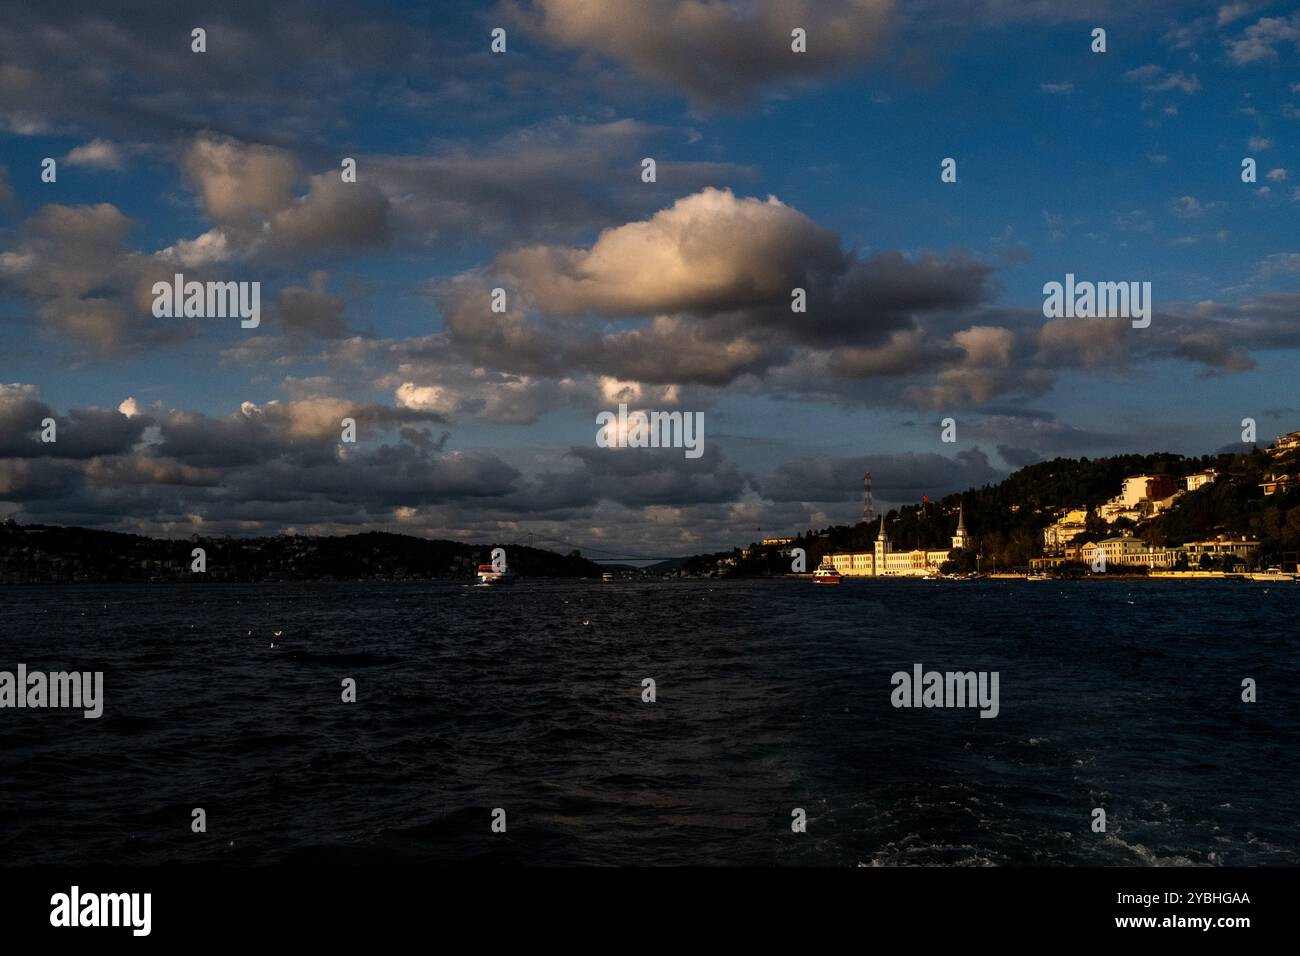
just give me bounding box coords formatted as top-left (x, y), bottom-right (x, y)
top-left (951, 504), bottom-right (971, 551)
top-left (828, 505), bottom-right (974, 578)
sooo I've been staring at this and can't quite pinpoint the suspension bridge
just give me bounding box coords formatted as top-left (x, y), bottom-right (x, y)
top-left (500, 531), bottom-right (695, 564)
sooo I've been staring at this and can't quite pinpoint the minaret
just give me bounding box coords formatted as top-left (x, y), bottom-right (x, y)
top-left (951, 504), bottom-right (970, 551)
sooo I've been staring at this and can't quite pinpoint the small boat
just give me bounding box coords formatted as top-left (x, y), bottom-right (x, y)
top-left (1248, 568), bottom-right (1296, 581)
top-left (476, 564), bottom-right (509, 586)
top-left (812, 561), bottom-right (841, 585)
top-left (601, 572), bottom-right (615, 582)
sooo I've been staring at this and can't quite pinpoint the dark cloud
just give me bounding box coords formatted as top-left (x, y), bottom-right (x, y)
top-left (275, 283), bottom-right (350, 340)
top-left (0, 386), bottom-right (149, 459)
top-left (996, 444), bottom-right (1045, 468)
top-left (437, 188), bottom-right (997, 389)
top-left (0, 203), bottom-right (198, 356)
top-left (565, 444), bottom-right (748, 507)
top-left (761, 448), bottom-right (1001, 505)
top-left (368, 119), bottom-right (756, 245)
top-left (509, 0), bottom-right (894, 109)
top-left (0, 0), bottom-right (457, 145)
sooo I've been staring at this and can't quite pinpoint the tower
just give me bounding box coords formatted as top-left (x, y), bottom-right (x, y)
top-left (862, 472), bottom-right (874, 526)
top-left (874, 514), bottom-right (890, 575)
top-left (951, 504), bottom-right (971, 551)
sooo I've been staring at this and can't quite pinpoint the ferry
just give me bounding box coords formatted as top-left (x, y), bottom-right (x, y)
top-left (476, 564), bottom-right (508, 586)
top-left (601, 571), bottom-right (615, 582)
top-left (1026, 572), bottom-right (1052, 581)
top-left (812, 560), bottom-right (841, 585)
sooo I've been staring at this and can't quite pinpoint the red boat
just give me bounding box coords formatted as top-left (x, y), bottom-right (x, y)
top-left (476, 563), bottom-right (508, 586)
top-left (812, 561), bottom-right (841, 585)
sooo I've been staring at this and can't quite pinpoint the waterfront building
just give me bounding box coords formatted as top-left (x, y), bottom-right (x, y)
top-left (1043, 508), bottom-right (1088, 554)
top-left (1182, 536), bottom-right (1260, 562)
top-left (1049, 533), bottom-right (1260, 571)
top-left (828, 506), bottom-right (972, 577)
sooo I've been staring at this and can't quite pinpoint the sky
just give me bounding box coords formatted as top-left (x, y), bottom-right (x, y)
top-left (0, 0), bottom-right (1297, 558)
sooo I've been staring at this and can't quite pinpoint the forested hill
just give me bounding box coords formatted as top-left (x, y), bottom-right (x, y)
top-left (687, 441), bottom-right (1300, 575)
top-left (0, 524), bottom-right (602, 583)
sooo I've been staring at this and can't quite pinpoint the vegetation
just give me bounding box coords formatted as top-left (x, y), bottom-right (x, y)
top-left (0, 522), bottom-right (603, 582)
top-left (707, 442), bottom-right (1300, 575)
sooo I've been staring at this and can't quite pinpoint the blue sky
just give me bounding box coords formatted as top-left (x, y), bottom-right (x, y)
top-left (0, 0), bottom-right (1297, 552)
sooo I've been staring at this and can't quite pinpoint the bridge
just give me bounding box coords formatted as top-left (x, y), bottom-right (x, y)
top-left (503, 532), bottom-right (694, 564)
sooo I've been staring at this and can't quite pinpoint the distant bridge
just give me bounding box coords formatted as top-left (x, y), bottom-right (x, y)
top-left (502, 532), bottom-right (693, 564)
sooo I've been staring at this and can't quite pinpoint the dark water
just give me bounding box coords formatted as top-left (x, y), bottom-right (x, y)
top-left (1, 579), bottom-right (1296, 866)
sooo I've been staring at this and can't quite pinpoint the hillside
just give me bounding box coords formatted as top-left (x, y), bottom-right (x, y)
top-left (0, 523), bottom-right (603, 583)
top-left (699, 441), bottom-right (1300, 575)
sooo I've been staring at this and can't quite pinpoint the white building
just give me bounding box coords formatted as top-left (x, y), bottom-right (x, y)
top-left (1078, 536), bottom-right (1147, 566)
top-left (1184, 469), bottom-right (1217, 492)
top-left (1183, 536), bottom-right (1260, 562)
top-left (1043, 507), bottom-right (1088, 554)
top-left (829, 506), bottom-right (972, 577)
top-left (1269, 431), bottom-right (1300, 459)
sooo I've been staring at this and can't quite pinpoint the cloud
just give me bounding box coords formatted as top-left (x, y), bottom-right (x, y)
top-left (564, 443), bottom-right (748, 507)
top-left (1123, 64), bottom-right (1200, 94)
top-left (1168, 195), bottom-right (1224, 218)
top-left (0, 386), bottom-right (761, 548)
top-left (1254, 253), bottom-right (1300, 277)
top-left (182, 136), bottom-right (298, 226)
top-left (0, 203), bottom-right (193, 355)
top-left (157, 229), bottom-right (232, 268)
top-left (761, 447), bottom-right (1001, 505)
top-left (0, 1), bottom-right (451, 144)
top-left (274, 279), bottom-right (350, 340)
top-left (996, 444), bottom-right (1044, 468)
top-left (268, 173), bottom-right (389, 250)
top-left (0, 384), bottom-right (151, 459)
top-left (176, 123), bottom-right (748, 260)
top-left (1225, 11), bottom-right (1300, 64)
top-left (1218, 2), bottom-right (1267, 27)
top-left (63, 139), bottom-right (128, 170)
top-left (436, 188), bottom-right (995, 390)
top-left (368, 118), bottom-right (754, 244)
top-left (512, 0), bottom-right (894, 108)
top-left (395, 383), bottom-right (459, 417)
top-left (180, 134), bottom-right (390, 254)
top-left (492, 188), bottom-right (843, 317)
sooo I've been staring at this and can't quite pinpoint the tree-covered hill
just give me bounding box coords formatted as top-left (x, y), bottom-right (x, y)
top-left (0, 522), bottom-right (602, 583)
top-left (710, 442), bottom-right (1300, 574)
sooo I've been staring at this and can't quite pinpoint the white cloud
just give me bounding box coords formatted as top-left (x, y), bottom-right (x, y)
top-left (1226, 12), bottom-right (1300, 64)
top-left (64, 139), bottom-right (125, 170)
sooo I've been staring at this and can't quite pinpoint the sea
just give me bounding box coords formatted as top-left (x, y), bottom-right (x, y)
top-left (1, 578), bottom-right (1296, 867)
